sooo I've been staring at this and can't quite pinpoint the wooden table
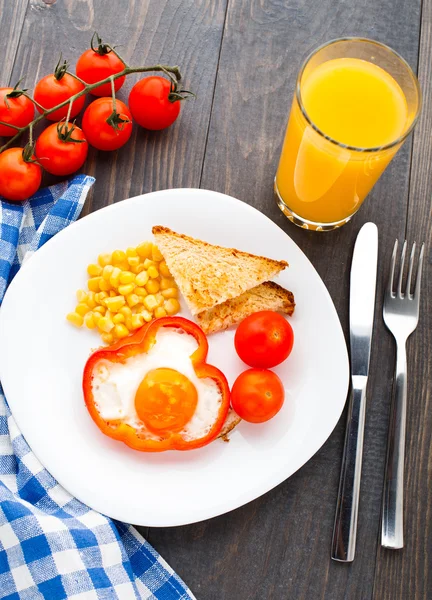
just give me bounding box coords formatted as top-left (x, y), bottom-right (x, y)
top-left (2, 1), bottom-right (431, 598)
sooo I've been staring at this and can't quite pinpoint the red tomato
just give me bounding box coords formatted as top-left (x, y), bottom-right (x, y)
top-left (81, 98), bottom-right (132, 151)
top-left (76, 49), bottom-right (125, 97)
top-left (0, 88), bottom-right (34, 137)
top-left (128, 76), bottom-right (181, 130)
top-left (234, 311), bottom-right (294, 368)
top-left (34, 73), bottom-right (85, 121)
top-left (231, 369), bottom-right (285, 423)
top-left (35, 122), bottom-right (88, 176)
top-left (0, 148), bottom-right (42, 201)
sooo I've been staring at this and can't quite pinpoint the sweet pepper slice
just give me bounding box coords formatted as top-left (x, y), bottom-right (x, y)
top-left (83, 316), bottom-right (230, 452)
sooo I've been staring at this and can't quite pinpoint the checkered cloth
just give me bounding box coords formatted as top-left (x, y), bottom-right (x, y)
top-left (0, 176), bottom-right (195, 599)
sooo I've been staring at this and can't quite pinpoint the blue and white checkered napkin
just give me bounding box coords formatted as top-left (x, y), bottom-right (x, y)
top-left (0, 175), bottom-right (195, 599)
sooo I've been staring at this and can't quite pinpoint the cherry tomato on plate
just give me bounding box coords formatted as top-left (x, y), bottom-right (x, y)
top-left (82, 98), bottom-right (132, 151)
top-left (0, 147), bottom-right (42, 201)
top-left (34, 72), bottom-right (85, 122)
top-left (76, 34), bottom-right (125, 97)
top-left (128, 76), bottom-right (181, 130)
top-left (35, 122), bottom-right (88, 176)
top-left (235, 310), bottom-right (294, 368)
top-left (231, 368), bottom-right (285, 424)
top-left (0, 88), bottom-right (34, 137)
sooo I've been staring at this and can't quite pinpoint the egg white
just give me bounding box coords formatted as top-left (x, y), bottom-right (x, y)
top-left (91, 327), bottom-right (223, 442)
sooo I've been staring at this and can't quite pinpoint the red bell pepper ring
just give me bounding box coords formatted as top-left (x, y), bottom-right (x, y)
top-left (83, 316), bottom-right (230, 452)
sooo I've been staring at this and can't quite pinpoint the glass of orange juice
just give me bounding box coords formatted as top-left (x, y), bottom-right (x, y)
top-left (274, 38), bottom-right (421, 231)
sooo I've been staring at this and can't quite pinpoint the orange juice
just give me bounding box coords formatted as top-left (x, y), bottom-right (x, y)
top-left (275, 57), bottom-right (409, 226)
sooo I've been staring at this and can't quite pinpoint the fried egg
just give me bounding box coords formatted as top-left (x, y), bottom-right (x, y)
top-left (91, 327), bottom-right (223, 442)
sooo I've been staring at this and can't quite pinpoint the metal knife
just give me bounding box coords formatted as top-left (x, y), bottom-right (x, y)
top-left (331, 222), bottom-right (378, 562)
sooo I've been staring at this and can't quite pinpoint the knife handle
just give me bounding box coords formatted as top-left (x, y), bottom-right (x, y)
top-left (331, 375), bottom-right (368, 562)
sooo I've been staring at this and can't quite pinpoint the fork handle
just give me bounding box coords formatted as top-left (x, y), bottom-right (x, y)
top-left (332, 375), bottom-right (368, 562)
top-left (381, 341), bottom-right (407, 549)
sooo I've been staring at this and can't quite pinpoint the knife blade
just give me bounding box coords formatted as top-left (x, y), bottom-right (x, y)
top-left (331, 222), bottom-right (378, 562)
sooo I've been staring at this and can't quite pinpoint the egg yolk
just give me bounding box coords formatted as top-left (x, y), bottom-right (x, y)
top-left (135, 368), bottom-right (198, 434)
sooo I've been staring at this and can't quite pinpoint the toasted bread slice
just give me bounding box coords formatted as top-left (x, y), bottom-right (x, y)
top-left (152, 226), bottom-right (288, 315)
top-left (196, 282), bottom-right (295, 334)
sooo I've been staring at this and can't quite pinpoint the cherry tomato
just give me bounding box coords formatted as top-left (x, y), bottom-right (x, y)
top-left (0, 88), bottom-right (34, 137)
top-left (0, 148), bottom-right (42, 201)
top-left (35, 122), bottom-right (88, 176)
top-left (81, 98), bottom-right (132, 151)
top-left (231, 369), bottom-right (285, 424)
top-left (235, 311), bottom-right (294, 368)
top-left (34, 73), bottom-right (85, 121)
top-left (128, 76), bottom-right (181, 130)
top-left (76, 49), bottom-right (125, 97)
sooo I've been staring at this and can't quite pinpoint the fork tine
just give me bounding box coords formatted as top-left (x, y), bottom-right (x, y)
top-left (406, 242), bottom-right (416, 298)
top-left (388, 239), bottom-right (398, 296)
top-left (413, 243), bottom-right (425, 300)
top-left (397, 240), bottom-right (407, 298)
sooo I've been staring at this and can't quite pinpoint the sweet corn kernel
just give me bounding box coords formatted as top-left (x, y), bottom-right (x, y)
top-left (164, 298), bottom-right (180, 315)
top-left (152, 245), bottom-right (164, 262)
top-left (86, 291), bottom-right (97, 308)
top-left (160, 277), bottom-right (175, 290)
top-left (143, 258), bottom-right (155, 269)
top-left (85, 312), bottom-right (96, 329)
top-left (101, 333), bottom-right (114, 344)
top-left (76, 289), bottom-right (88, 303)
top-left (145, 279), bottom-right (160, 294)
top-left (136, 241), bottom-right (152, 258)
top-left (114, 324), bottom-right (129, 338)
top-left (126, 293), bottom-right (140, 307)
top-left (159, 261), bottom-right (171, 277)
top-left (131, 263), bottom-right (146, 274)
top-left (105, 295), bottom-right (126, 312)
top-left (95, 291), bottom-right (108, 303)
top-left (112, 249), bottom-right (127, 264)
top-left (119, 271), bottom-right (135, 285)
top-left (161, 287), bottom-right (178, 299)
top-left (135, 270), bottom-right (149, 287)
top-left (93, 305), bottom-right (106, 315)
top-left (134, 286), bottom-right (147, 297)
top-left (119, 306), bottom-right (132, 318)
top-left (141, 310), bottom-right (153, 322)
top-left (98, 278), bottom-right (112, 292)
top-left (98, 253), bottom-right (112, 267)
top-left (154, 307), bottom-right (167, 319)
top-left (92, 312), bottom-right (101, 327)
top-left (67, 312), bottom-right (83, 327)
top-left (118, 283), bottom-right (135, 296)
top-left (102, 264), bottom-right (114, 281)
top-left (109, 290), bottom-right (117, 297)
top-left (126, 247), bottom-right (138, 258)
top-left (75, 303), bottom-right (90, 316)
top-left (98, 316), bottom-right (114, 332)
top-left (143, 294), bottom-right (158, 311)
top-left (125, 317), bottom-right (133, 330)
top-left (147, 265), bottom-right (159, 279)
top-left (113, 313), bottom-right (125, 324)
top-left (130, 314), bottom-right (144, 330)
top-left (155, 293), bottom-right (164, 307)
top-left (87, 263), bottom-right (102, 277)
top-left (127, 256), bottom-right (140, 268)
top-left (88, 277), bottom-right (102, 292)
top-left (109, 267), bottom-right (122, 287)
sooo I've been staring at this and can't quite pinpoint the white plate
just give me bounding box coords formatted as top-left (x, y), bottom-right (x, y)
top-left (0, 188), bottom-right (349, 527)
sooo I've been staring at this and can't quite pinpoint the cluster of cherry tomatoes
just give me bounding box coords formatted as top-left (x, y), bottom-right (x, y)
top-left (231, 311), bottom-right (294, 423)
top-left (0, 35), bottom-right (187, 202)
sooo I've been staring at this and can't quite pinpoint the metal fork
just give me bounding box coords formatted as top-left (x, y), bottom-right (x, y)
top-left (381, 239), bottom-right (425, 549)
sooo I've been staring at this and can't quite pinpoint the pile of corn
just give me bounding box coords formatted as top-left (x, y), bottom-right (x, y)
top-left (66, 242), bottom-right (180, 344)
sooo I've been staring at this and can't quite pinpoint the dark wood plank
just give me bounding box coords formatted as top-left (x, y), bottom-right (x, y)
top-left (373, 0), bottom-right (432, 598)
top-left (0, 0), bottom-right (29, 83)
top-left (147, 1), bottom-right (424, 599)
top-left (8, 0), bottom-right (229, 214)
